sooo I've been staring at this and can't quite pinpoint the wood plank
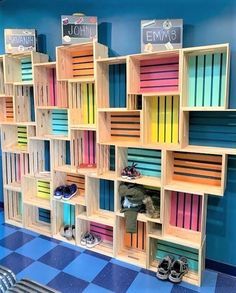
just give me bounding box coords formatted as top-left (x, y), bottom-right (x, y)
top-left (173, 174), bottom-right (221, 186)
top-left (174, 159), bottom-right (222, 170)
top-left (173, 152), bottom-right (222, 163)
top-left (174, 166), bottom-right (222, 178)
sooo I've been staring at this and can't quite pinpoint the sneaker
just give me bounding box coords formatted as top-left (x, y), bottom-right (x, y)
top-left (60, 225), bottom-right (73, 241)
top-left (156, 255), bottom-right (174, 280)
top-left (86, 234), bottom-right (102, 248)
top-left (72, 225), bottom-right (75, 239)
top-left (54, 186), bottom-right (65, 200)
top-left (127, 163), bottom-right (141, 180)
top-left (121, 166), bottom-right (130, 179)
top-left (80, 231), bottom-right (92, 246)
top-left (62, 184), bottom-right (78, 200)
top-left (168, 257), bottom-right (188, 283)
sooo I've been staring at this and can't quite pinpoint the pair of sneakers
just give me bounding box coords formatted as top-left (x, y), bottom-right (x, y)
top-left (54, 184), bottom-right (78, 201)
top-left (121, 163), bottom-right (141, 180)
top-left (60, 225), bottom-right (75, 241)
top-left (156, 256), bottom-right (188, 283)
top-left (80, 231), bottom-right (102, 248)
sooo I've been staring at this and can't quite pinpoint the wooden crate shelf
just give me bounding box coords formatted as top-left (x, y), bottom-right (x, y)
top-left (3, 52), bottom-right (48, 84)
top-left (4, 189), bottom-right (23, 227)
top-left (165, 150), bottom-right (227, 196)
top-left (56, 42), bottom-right (108, 81)
top-left (0, 95), bottom-right (14, 122)
top-left (34, 62), bottom-right (68, 108)
top-left (98, 110), bottom-right (141, 144)
top-left (182, 44), bottom-right (229, 110)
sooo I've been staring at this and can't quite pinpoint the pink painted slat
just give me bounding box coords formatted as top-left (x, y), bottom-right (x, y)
top-left (140, 86), bottom-right (179, 93)
top-left (53, 69), bottom-right (57, 106)
top-left (140, 78), bottom-right (178, 88)
top-left (140, 56), bottom-right (179, 67)
top-left (91, 222), bottom-right (112, 229)
top-left (198, 196), bottom-right (202, 232)
top-left (49, 69), bottom-right (54, 106)
top-left (191, 195), bottom-right (199, 231)
top-left (141, 71), bottom-right (178, 81)
top-left (89, 131), bottom-right (94, 164)
top-left (90, 226), bottom-right (113, 237)
top-left (17, 154), bottom-right (21, 181)
top-left (170, 191), bottom-right (177, 226)
top-left (83, 131), bottom-right (89, 164)
top-left (140, 64), bottom-right (179, 74)
top-left (184, 193), bottom-right (192, 230)
top-left (177, 192), bottom-right (184, 228)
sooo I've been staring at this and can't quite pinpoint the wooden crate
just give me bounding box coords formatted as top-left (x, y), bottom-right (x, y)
top-left (97, 144), bottom-right (116, 176)
top-left (182, 44), bottom-right (230, 110)
top-left (148, 237), bottom-right (205, 286)
top-left (71, 130), bottom-right (96, 169)
top-left (51, 139), bottom-right (71, 169)
top-left (14, 85), bottom-right (35, 122)
top-left (98, 110), bottom-right (141, 144)
top-left (3, 52), bottom-right (48, 84)
top-left (96, 57), bottom-right (127, 108)
top-left (0, 95), bottom-right (14, 122)
top-left (163, 189), bottom-right (207, 246)
top-left (143, 95), bottom-right (179, 145)
top-left (24, 204), bottom-right (52, 236)
top-left (56, 42), bottom-right (108, 81)
top-left (69, 82), bottom-right (96, 126)
top-left (165, 150), bottom-right (227, 196)
top-left (4, 189), bottom-right (22, 227)
top-left (34, 62), bottom-right (69, 108)
top-left (128, 51), bottom-right (180, 94)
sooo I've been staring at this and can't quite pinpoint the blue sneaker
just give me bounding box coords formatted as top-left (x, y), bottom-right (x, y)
top-left (54, 186), bottom-right (65, 200)
top-left (62, 184), bottom-right (78, 201)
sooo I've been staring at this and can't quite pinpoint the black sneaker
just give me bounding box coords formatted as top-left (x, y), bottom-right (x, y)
top-left (168, 257), bottom-right (188, 283)
top-left (156, 255), bottom-right (174, 280)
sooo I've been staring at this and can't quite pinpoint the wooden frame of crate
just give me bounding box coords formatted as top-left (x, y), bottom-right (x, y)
top-left (0, 42), bottom-right (233, 287)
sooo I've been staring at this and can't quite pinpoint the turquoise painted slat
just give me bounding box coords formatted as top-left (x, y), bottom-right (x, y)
top-left (128, 155), bottom-right (161, 164)
top-left (21, 63), bottom-right (32, 69)
top-left (212, 53), bottom-right (221, 106)
top-left (22, 68), bottom-right (32, 74)
top-left (203, 54), bottom-right (213, 106)
top-left (128, 148), bottom-right (161, 158)
top-left (196, 55), bottom-right (204, 106)
top-left (52, 120), bottom-right (68, 125)
top-left (114, 65), bottom-right (120, 107)
top-left (38, 208), bottom-right (51, 223)
top-left (63, 203), bottom-right (71, 225)
top-left (128, 162), bottom-right (161, 171)
top-left (70, 205), bottom-right (75, 225)
top-left (220, 53), bottom-right (227, 107)
top-left (21, 58), bottom-right (31, 64)
top-left (53, 126), bottom-right (68, 131)
top-left (188, 56), bottom-right (196, 106)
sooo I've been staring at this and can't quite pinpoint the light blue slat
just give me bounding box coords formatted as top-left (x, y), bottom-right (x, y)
top-left (128, 155), bottom-right (161, 164)
top-left (128, 162), bottom-right (161, 171)
top-left (22, 69), bottom-right (32, 74)
top-left (21, 58), bottom-right (31, 64)
top-left (52, 120), bottom-right (68, 125)
top-left (203, 54), bottom-right (213, 106)
top-left (137, 169), bottom-right (161, 177)
top-left (63, 203), bottom-right (71, 225)
top-left (188, 56), bottom-right (196, 106)
top-left (212, 53), bottom-right (221, 106)
top-left (21, 63), bottom-right (32, 69)
top-left (128, 148), bottom-right (161, 157)
top-left (196, 55), bottom-right (204, 106)
top-left (220, 53), bottom-right (227, 107)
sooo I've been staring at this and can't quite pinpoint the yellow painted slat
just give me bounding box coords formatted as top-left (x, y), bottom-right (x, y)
top-left (151, 96), bottom-right (158, 143)
top-left (158, 96), bottom-right (165, 143)
top-left (88, 83), bottom-right (94, 124)
top-left (172, 95), bottom-right (179, 143)
top-left (165, 96), bottom-right (172, 143)
top-left (82, 83), bottom-right (88, 123)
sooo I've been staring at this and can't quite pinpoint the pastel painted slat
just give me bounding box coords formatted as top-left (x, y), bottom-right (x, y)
top-left (172, 95), bottom-right (179, 144)
top-left (140, 78), bottom-right (178, 88)
top-left (177, 192), bottom-right (184, 228)
top-left (165, 95), bottom-right (172, 143)
top-left (184, 193), bottom-right (192, 230)
top-left (203, 54), bottom-right (213, 107)
top-left (170, 191), bottom-right (177, 226)
top-left (151, 96), bottom-right (158, 143)
top-left (81, 83), bottom-right (88, 124)
top-left (191, 195), bottom-right (200, 231)
top-left (140, 71), bottom-right (178, 81)
top-left (89, 131), bottom-right (94, 164)
top-left (158, 96), bottom-right (165, 143)
top-left (140, 56), bottom-right (179, 67)
top-left (220, 52), bottom-right (227, 107)
top-left (212, 53), bottom-right (221, 106)
top-left (88, 83), bottom-right (94, 124)
top-left (196, 55), bottom-right (204, 106)
top-left (188, 56), bottom-right (196, 107)
top-left (49, 69), bottom-right (54, 106)
top-left (83, 131), bottom-right (89, 164)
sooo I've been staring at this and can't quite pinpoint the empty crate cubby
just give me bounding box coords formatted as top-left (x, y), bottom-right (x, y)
top-left (51, 139), bottom-right (71, 170)
top-left (34, 62), bottom-right (69, 108)
top-left (97, 144), bottom-right (116, 177)
top-left (4, 190), bottom-right (22, 226)
top-left (143, 95), bottom-right (179, 145)
top-left (128, 52), bottom-right (180, 94)
top-left (14, 85), bottom-right (35, 122)
top-left (163, 190), bottom-right (207, 246)
top-left (182, 44), bottom-right (229, 109)
top-left (165, 150), bottom-right (227, 196)
top-left (69, 82), bottom-right (96, 126)
top-left (0, 95), bottom-right (14, 122)
top-left (96, 57), bottom-right (127, 108)
top-left (98, 110), bottom-right (141, 144)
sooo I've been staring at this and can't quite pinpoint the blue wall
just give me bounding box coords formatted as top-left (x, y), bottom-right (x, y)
top-left (1, 0), bottom-right (236, 267)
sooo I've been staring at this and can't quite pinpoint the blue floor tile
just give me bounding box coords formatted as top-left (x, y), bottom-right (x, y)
top-left (0, 246), bottom-right (12, 260)
top-left (215, 272), bottom-right (236, 293)
top-left (60, 241), bottom-right (85, 252)
top-left (16, 237), bottom-right (57, 260)
top-left (84, 249), bottom-right (112, 261)
top-left (127, 272), bottom-right (173, 293)
top-left (110, 258), bottom-right (141, 272)
top-left (20, 228), bottom-right (40, 237)
top-left (47, 272), bottom-right (89, 293)
top-left (140, 268), bottom-right (157, 277)
top-left (171, 285), bottom-right (198, 293)
top-left (83, 283), bottom-right (113, 293)
top-left (0, 252), bottom-right (34, 274)
top-left (64, 253), bottom-right (108, 282)
top-left (93, 262), bottom-right (138, 293)
top-left (0, 212), bottom-right (4, 224)
top-left (0, 224), bottom-right (18, 240)
top-left (39, 234), bottom-right (61, 244)
top-left (0, 231), bottom-right (35, 250)
top-left (38, 245), bottom-right (80, 270)
top-left (17, 261), bottom-right (60, 285)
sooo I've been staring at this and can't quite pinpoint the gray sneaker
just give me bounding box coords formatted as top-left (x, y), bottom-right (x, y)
top-left (80, 232), bottom-right (92, 246)
top-left (156, 255), bottom-right (174, 280)
top-left (60, 225), bottom-right (73, 241)
top-left (168, 257), bottom-right (189, 283)
top-left (86, 234), bottom-right (102, 248)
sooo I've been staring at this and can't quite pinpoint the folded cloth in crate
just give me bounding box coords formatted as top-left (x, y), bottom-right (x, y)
top-left (119, 183), bottom-right (146, 233)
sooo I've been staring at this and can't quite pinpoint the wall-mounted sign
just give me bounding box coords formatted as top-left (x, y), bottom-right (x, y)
top-left (141, 19), bottom-right (183, 52)
top-left (4, 29), bottom-right (37, 53)
top-left (61, 15), bottom-right (97, 45)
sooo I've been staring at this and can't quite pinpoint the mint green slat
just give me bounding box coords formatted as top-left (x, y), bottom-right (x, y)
top-left (22, 69), bottom-right (32, 74)
top-left (188, 56), bottom-right (196, 106)
top-left (158, 239), bottom-right (197, 253)
top-left (212, 53), bottom-right (221, 106)
top-left (21, 58), bottom-right (31, 64)
top-left (220, 53), bottom-right (227, 107)
top-left (203, 54), bottom-right (213, 106)
top-left (196, 55), bottom-right (204, 106)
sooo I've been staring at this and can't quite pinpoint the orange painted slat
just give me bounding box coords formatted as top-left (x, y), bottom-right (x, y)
top-left (173, 152), bottom-right (222, 163)
top-left (73, 69), bottom-right (94, 76)
top-left (124, 232), bottom-right (132, 247)
top-left (174, 159), bottom-right (222, 170)
top-left (173, 174), bottom-right (221, 186)
top-left (132, 232), bottom-right (137, 249)
top-left (72, 56), bottom-right (93, 64)
top-left (111, 130), bottom-right (140, 136)
top-left (174, 166), bottom-right (222, 178)
top-left (111, 116), bottom-right (140, 123)
top-left (72, 63), bottom-right (94, 70)
top-left (111, 123), bottom-right (140, 129)
top-left (71, 50), bottom-right (93, 57)
top-left (137, 222), bottom-right (144, 250)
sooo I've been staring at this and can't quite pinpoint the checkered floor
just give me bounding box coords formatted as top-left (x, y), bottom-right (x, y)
top-left (0, 210), bottom-right (235, 292)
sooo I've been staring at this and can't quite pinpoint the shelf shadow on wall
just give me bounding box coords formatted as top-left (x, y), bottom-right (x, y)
top-left (37, 34), bottom-right (47, 55)
top-left (99, 22), bottom-right (119, 57)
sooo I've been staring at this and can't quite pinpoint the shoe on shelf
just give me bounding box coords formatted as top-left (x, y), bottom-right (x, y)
top-left (72, 225), bottom-right (75, 239)
top-left (168, 257), bottom-right (188, 283)
top-left (86, 234), bottom-right (102, 248)
top-left (156, 255), bottom-right (174, 280)
top-left (54, 186), bottom-right (65, 200)
top-left (62, 184), bottom-right (78, 201)
top-left (127, 163), bottom-right (141, 180)
top-left (60, 225), bottom-right (73, 241)
top-left (121, 166), bottom-right (130, 179)
top-left (80, 231), bottom-right (92, 246)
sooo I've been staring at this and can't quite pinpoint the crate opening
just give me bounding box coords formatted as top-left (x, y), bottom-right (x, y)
top-left (99, 179), bottom-right (114, 212)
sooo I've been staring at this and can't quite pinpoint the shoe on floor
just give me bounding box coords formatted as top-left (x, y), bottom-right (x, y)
top-left (168, 257), bottom-right (188, 283)
top-left (156, 255), bottom-right (174, 280)
top-left (80, 231), bottom-right (92, 246)
top-left (62, 184), bottom-right (78, 200)
top-left (60, 225), bottom-right (73, 241)
top-left (54, 186), bottom-right (65, 200)
top-left (86, 234), bottom-right (102, 248)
